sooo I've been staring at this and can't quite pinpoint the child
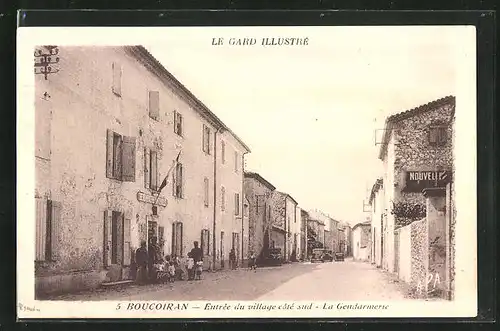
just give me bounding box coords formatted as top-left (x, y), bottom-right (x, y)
top-left (153, 258), bottom-right (167, 283)
top-left (248, 251), bottom-right (257, 271)
top-left (195, 261), bottom-right (203, 280)
top-left (186, 253), bottom-right (195, 281)
top-left (167, 261), bottom-right (176, 283)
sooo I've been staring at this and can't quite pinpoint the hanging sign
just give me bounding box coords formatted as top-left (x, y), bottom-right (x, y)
top-left (404, 170), bottom-right (452, 192)
top-left (137, 191), bottom-right (167, 207)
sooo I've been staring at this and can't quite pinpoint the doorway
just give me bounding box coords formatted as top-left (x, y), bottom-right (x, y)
top-left (220, 231), bottom-right (225, 268)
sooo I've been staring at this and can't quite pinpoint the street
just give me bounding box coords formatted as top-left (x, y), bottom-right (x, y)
top-left (49, 259), bottom-right (413, 301)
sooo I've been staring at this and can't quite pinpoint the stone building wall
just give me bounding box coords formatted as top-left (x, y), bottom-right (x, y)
top-left (410, 218), bottom-right (428, 297)
top-left (392, 102), bottom-right (454, 207)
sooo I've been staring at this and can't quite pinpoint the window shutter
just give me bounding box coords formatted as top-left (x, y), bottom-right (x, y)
top-left (121, 136), bottom-right (136, 182)
top-left (117, 213), bottom-right (124, 265)
top-left (429, 127), bottom-right (438, 144)
top-left (174, 111), bottom-right (178, 133)
top-left (150, 151), bottom-right (158, 190)
top-left (179, 223), bottom-right (183, 256)
top-left (158, 226), bottom-right (165, 256)
top-left (35, 197), bottom-right (47, 261)
top-left (103, 210), bottom-right (112, 267)
top-left (123, 214), bottom-right (131, 266)
top-left (112, 62), bottom-right (122, 96)
top-left (49, 200), bottom-right (61, 261)
top-left (202, 125), bottom-right (206, 153)
top-left (149, 91), bottom-right (160, 120)
top-left (178, 114), bottom-right (183, 135)
top-left (144, 147), bottom-right (150, 189)
top-left (204, 178), bottom-right (209, 206)
top-left (106, 130), bottom-right (114, 179)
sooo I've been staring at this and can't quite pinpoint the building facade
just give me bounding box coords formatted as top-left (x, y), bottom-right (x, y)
top-left (34, 46), bottom-right (250, 296)
top-left (369, 178), bottom-right (384, 267)
top-left (378, 96), bottom-right (455, 274)
top-left (268, 191), bottom-right (298, 262)
top-left (243, 172), bottom-right (276, 263)
top-left (352, 222), bottom-right (372, 261)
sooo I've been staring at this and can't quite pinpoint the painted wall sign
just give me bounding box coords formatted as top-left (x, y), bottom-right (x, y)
top-left (137, 191), bottom-right (167, 207)
top-left (404, 170), bottom-right (452, 192)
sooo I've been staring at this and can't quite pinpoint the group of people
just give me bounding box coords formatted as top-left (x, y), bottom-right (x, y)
top-left (134, 239), bottom-right (205, 284)
top-left (135, 239), bottom-right (259, 284)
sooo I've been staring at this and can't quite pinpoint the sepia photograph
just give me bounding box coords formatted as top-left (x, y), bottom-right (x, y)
top-left (17, 25), bottom-right (477, 318)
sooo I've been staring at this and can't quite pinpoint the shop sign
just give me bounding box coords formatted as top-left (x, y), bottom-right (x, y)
top-left (137, 191), bottom-right (167, 207)
top-left (404, 170), bottom-right (452, 192)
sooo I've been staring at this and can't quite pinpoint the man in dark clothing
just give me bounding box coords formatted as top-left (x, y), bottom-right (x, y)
top-left (148, 237), bottom-right (158, 282)
top-left (135, 241), bottom-right (148, 284)
top-left (189, 241), bottom-right (203, 263)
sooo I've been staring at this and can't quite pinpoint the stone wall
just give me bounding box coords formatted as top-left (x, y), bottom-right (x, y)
top-left (410, 219), bottom-right (428, 297)
top-left (393, 102), bottom-right (454, 207)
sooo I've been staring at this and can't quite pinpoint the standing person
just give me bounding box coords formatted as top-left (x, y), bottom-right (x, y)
top-left (148, 237), bottom-right (158, 283)
top-left (248, 251), bottom-right (257, 271)
top-left (135, 241), bottom-right (148, 284)
top-left (229, 248), bottom-right (237, 270)
top-left (188, 241), bottom-right (203, 279)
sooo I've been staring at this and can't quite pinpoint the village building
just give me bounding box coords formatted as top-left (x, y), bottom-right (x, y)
top-left (344, 223), bottom-right (353, 257)
top-left (34, 46), bottom-right (250, 297)
top-left (368, 178), bottom-right (384, 267)
top-left (243, 172), bottom-right (276, 263)
top-left (292, 206), bottom-right (303, 261)
top-left (268, 191), bottom-right (298, 262)
top-left (352, 221), bottom-right (372, 261)
top-left (377, 95), bottom-right (455, 299)
top-left (300, 209), bottom-right (310, 259)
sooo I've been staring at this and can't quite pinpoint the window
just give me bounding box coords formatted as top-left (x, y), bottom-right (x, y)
top-left (35, 198), bottom-right (60, 261)
top-left (429, 125), bottom-right (448, 146)
top-left (148, 91), bottom-right (160, 120)
top-left (234, 151), bottom-right (239, 172)
top-left (106, 129), bottom-right (136, 182)
top-left (173, 162), bottom-right (184, 198)
top-left (201, 229), bottom-right (210, 256)
top-left (172, 222), bottom-right (183, 257)
top-left (204, 177), bottom-right (209, 207)
top-left (143, 148), bottom-right (158, 190)
top-left (174, 111), bottom-right (183, 136)
top-left (221, 141), bottom-right (226, 164)
top-left (112, 62), bottom-right (122, 96)
top-left (234, 193), bottom-right (240, 216)
top-left (202, 124), bottom-right (211, 154)
top-left (221, 186), bottom-right (226, 211)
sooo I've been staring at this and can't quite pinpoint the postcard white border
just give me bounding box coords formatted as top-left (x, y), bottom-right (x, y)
top-left (17, 26), bottom-right (477, 319)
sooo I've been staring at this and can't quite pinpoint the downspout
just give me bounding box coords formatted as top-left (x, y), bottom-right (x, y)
top-left (212, 128), bottom-right (221, 269)
top-left (284, 196), bottom-right (287, 262)
top-left (240, 153), bottom-right (247, 265)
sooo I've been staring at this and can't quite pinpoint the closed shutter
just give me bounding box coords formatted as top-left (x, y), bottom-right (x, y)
top-left (179, 223), bottom-right (183, 256)
top-left (144, 147), bottom-right (150, 189)
top-left (429, 127), bottom-right (438, 144)
top-left (158, 226), bottom-right (165, 257)
top-left (106, 129), bottom-right (114, 178)
top-left (150, 151), bottom-right (158, 190)
top-left (123, 214), bottom-right (131, 266)
top-left (117, 213), bottom-right (124, 265)
top-left (121, 136), bottom-right (136, 182)
top-left (35, 197), bottom-right (47, 261)
top-left (103, 210), bottom-right (112, 267)
top-left (149, 91), bottom-right (160, 120)
top-left (48, 200), bottom-right (61, 260)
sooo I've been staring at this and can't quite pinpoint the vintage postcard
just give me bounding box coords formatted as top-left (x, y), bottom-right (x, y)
top-left (17, 25), bottom-right (477, 319)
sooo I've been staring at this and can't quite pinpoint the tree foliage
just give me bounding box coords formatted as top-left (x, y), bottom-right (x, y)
top-left (391, 201), bottom-right (426, 227)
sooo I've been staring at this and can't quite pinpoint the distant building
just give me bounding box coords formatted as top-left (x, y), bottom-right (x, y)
top-left (243, 172), bottom-right (276, 263)
top-left (352, 222), bottom-right (371, 261)
top-left (268, 191), bottom-right (298, 262)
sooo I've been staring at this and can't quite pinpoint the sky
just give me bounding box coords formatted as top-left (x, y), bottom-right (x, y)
top-left (148, 26), bottom-right (459, 226)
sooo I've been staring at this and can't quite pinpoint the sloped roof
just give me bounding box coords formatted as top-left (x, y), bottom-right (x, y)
top-left (368, 178), bottom-right (383, 204)
top-left (352, 221), bottom-right (371, 231)
top-left (126, 45), bottom-right (251, 153)
top-left (244, 171), bottom-right (276, 191)
top-left (378, 96), bottom-right (455, 159)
